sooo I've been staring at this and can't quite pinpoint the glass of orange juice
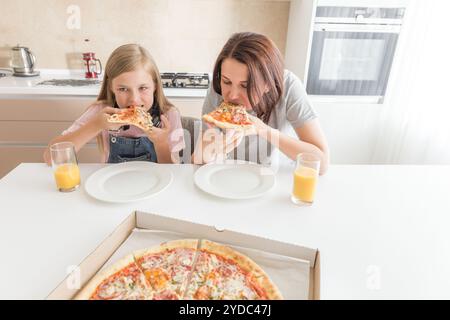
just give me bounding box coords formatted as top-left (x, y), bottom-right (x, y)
top-left (50, 142), bottom-right (80, 192)
top-left (291, 153), bottom-right (320, 206)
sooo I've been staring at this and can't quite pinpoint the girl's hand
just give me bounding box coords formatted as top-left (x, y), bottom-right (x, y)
top-left (91, 106), bottom-right (123, 131)
top-left (146, 114), bottom-right (171, 145)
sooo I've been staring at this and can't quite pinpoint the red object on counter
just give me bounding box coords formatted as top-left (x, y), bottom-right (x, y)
top-left (82, 52), bottom-right (102, 79)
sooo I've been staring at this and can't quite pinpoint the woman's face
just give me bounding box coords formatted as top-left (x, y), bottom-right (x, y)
top-left (220, 58), bottom-right (255, 110)
top-left (111, 69), bottom-right (155, 111)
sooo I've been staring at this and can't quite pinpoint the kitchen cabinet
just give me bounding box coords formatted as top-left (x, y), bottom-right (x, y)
top-left (0, 98), bottom-right (100, 178)
top-left (0, 96), bottom-right (204, 178)
top-left (170, 97), bottom-right (203, 119)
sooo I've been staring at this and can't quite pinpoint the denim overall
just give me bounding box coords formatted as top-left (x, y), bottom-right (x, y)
top-left (107, 135), bottom-right (158, 163)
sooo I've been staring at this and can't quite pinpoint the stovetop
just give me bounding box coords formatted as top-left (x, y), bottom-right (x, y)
top-left (33, 73), bottom-right (210, 89)
top-left (36, 79), bottom-right (102, 87)
top-left (160, 72), bottom-right (210, 89)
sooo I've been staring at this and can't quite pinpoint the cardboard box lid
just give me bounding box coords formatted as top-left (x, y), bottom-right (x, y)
top-left (136, 211), bottom-right (319, 268)
top-left (48, 211), bottom-right (320, 300)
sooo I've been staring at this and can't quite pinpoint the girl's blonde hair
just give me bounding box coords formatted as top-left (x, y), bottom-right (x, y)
top-left (96, 44), bottom-right (174, 154)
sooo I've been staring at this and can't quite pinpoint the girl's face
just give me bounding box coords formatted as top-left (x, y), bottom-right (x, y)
top-left (220, 58), bottom-right (265, 111)
top-left (111, 69), bottom-right (155, 111)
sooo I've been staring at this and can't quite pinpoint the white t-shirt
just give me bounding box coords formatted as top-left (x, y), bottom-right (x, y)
top-left (202, 69), bottom-right (317, 165)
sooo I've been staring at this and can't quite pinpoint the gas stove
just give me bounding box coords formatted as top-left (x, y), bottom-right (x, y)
top-left (36, 79), bottom-right (102, 87)
top-left (160, 72), bottom-right (210, 89)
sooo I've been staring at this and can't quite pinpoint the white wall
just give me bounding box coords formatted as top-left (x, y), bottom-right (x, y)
top-left (285, 0), bottom-right (316, 83)
top-left (313, 101), bottom-right (383, 164)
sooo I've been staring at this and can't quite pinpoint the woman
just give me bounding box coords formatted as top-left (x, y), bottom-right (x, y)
top-left (192, 32), bottom-right (329, 174)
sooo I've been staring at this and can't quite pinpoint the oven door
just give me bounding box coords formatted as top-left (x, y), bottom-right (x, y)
top-left (306, 23), bottom-right (400, 98)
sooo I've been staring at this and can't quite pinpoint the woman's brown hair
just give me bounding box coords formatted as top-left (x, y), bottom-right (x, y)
top-left (212, 32), bottom-right (284, 123)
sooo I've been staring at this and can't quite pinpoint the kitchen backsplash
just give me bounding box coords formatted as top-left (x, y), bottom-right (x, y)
top-left (0, 0), bottom-right (290, 72)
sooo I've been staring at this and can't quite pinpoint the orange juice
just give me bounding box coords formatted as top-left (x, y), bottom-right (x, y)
top-left (54, 163), bottom-right (80, 190)
top-left (292, 166), bottom-right (318, 203)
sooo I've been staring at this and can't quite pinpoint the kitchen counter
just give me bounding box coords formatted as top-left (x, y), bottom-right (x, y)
top-left (0, 69), bottom-right (207, 98)
top-left (1, 163), bottom-right (450, 299)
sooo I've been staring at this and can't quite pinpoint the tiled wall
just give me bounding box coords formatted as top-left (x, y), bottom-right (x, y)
top-left (0, 0), bottom-right (290, 72)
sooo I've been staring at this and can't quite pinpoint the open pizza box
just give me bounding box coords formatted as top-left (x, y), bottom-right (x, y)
top-left (47, 211), bottom-right (320, 300)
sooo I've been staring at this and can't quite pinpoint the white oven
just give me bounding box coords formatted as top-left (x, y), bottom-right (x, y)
top-left (306, 5), bottom-right (406, 102)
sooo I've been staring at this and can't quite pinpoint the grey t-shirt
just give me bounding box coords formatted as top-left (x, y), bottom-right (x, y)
top-left (202, 69), bottom-right (317, 164)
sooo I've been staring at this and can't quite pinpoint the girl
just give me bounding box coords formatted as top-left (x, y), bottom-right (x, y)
top-left (192, 32), bottom-right (329, 174)
top-left (44, 44), bottom-right (185, 164)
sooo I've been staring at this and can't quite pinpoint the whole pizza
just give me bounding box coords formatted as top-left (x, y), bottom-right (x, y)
top-left (203, 102), bottom-right (255, 131)
top-left (75, 239), bottom-right (283, 300)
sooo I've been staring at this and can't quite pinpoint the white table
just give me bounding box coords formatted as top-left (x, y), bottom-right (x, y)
top-left (1, 163), bottom-right (450, 299)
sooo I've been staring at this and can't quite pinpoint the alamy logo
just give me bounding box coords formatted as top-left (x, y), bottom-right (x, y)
top-left (66, 5), bottom-right (81, 30)
top-left (66, 265), bottom-right (81, 290)
top-left (366, 265), bottom-right (381, 290)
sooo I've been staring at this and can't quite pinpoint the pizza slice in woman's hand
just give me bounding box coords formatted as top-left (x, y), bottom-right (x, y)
top-left (202, 102), bottom-right (255, 131)
top-left (107, 105), bottom-right (153, 131)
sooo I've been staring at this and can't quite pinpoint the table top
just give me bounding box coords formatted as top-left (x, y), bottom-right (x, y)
top-left (1, 163), bottom-right (449, 299)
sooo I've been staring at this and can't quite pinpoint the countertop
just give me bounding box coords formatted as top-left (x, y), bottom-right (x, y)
top-left (1, 163), bottom-right (450, 299)
top-left (0, 69), bottom-right (207, 98)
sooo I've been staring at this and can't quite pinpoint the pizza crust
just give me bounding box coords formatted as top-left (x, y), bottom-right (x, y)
top-left (108, 116), bottom-right (152, 132)
top-left (133, 239), bottom-right (199, 260)
top-left (107, 106), bottom-right (153, 132)
top-left (202, 102), bottom-right (256, 131)
top-left (202, 114), bottom-right (255, 131)
top-left (200, 240), bottom-right (283, 300)
top-left (74, 254), bottom-right (143, 300)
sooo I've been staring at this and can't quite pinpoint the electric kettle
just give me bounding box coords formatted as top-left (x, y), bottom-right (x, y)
top-left (11, 45), bottom-right (40, 77)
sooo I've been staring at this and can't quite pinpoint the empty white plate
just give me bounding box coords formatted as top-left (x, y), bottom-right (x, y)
top-left (85, 162), bottom-right (173, 203)
top-left (194, 161), bottom-right (276, 199)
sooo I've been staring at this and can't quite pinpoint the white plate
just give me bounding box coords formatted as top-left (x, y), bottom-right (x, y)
top-left (85, 162), bottom-right (173, 203)
top-left (194, 161), bottom-right (276, 199)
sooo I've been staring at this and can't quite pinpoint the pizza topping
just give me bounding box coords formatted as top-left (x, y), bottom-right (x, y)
top-left (193, 285), bottom-right (208, 300)
top-left (135, 247), bottom-right (198, 299)
top-left (97, 285), bottom-right (121, 300)
top-left (77, 240), bottom-right (281, 301)
top-left (144, 268), bottom-right (169, 290)
top-left (107, 105), bottom-right (153, 131)
top-left (184, 249), bottom-right (269, 300)
top-left (153, 290), bottom-right (180, 300)
top-left (90, 263), bottom-right (152, 300)
top-left (203, 102), bottom-right (254, 129)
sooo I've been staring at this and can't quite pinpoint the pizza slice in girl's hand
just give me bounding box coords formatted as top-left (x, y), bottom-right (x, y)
top-left (107, 105), bottom-right (153, 131)
top-left (202, 102), bottom-right (255, 131)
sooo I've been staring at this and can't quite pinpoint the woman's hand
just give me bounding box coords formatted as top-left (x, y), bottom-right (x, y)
top-left (202, 128), bottom-right (244, 161)
top-left (221, 129), bottom-right (245, 154)
top-left (90, 106), bottom-right (123, 131)
top-left (246, 114), bottom-right (269, 136)
top-left (146, 114), bottom-right (171, 145)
